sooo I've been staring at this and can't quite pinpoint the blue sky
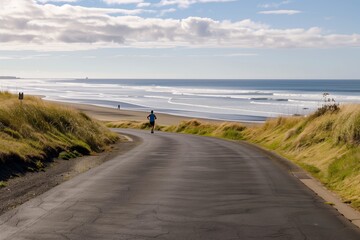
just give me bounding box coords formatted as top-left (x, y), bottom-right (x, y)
top-left (0, 0), bottom-right (359, 79)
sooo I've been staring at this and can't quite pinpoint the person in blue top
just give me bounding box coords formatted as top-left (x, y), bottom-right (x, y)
top-left (147, 110), bottom-right (157, 133)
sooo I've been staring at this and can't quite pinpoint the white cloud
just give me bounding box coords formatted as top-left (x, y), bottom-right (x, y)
top-left (258, 10), bottom-right (301, 15)
top-left (103, 0), bottom-right (152, 9)
top-left (258, 0), bottom-right (291, 9)
top-left (137, 2), bottom-right (151, 7)
top-left (36, 0), bottom-right (79, 3)
top-left (158, 8), bottom-right (176, 16)
top-left (157, 0), bottom-right (234, 9)
top-left (0, 0), bottom-right (359, 51)
top-left (103, 0), bottom-right (144, 5)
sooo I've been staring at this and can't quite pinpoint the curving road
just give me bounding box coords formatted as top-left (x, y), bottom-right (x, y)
top-left (1, 129), bottom-right (359, 240)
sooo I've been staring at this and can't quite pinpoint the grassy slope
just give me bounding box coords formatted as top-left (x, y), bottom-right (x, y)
top-left (244, 104), bottom-right (360, 209)
top-left (107, 105), bottom-right (360, 210)
top-left (0, 92), bottom-right (118, 180)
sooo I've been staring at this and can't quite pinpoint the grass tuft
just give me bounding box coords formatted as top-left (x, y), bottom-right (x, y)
top-left (58, 151), bottom-right (78, 160)
top-left (0, 181), bottom-right (6, 188)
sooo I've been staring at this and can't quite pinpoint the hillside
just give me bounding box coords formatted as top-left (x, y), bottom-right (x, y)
top-left (0, 92), bottom-right (118, 181)
top-left (107, 104), bottom-right (360, 210)
top-left (245, 104), bottom-right (360, 209)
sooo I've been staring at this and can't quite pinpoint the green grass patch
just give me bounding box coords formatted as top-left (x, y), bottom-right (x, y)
top-left (328, 150), bottom-right (360, 182)
top-left (3, 128), bottom-right (22, 139)
top-left (299, 163), bottom-right (321, 175)
top-left (35, 160), bottom-right (44, 170)
top-left (69, 141), bottom-right (91, 155)
top-left (58, 151), bottom-right (77, 160)
top-left (0, 181), bottom-right (6, 188)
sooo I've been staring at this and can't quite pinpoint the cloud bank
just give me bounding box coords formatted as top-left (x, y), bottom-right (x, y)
top-left (258, 10), bottom-right (301, 15)
top-left (0, 0), bottom-right (359, 51)
top-left (103, 0), bottom-right (144, 5)
top-left (157, 0), bottom-right (234, 9)
top-left (258, 0), bottom-right (291, 9)
top-left (36, 0), bottom-right (78, 3)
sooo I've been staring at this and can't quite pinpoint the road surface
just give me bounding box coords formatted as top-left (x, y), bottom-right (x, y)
top-left (1, 129), bottom-right (359, 240)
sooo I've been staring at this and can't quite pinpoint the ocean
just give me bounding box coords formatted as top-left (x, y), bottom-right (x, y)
top-left (1, 79), bottom-right (360, 122)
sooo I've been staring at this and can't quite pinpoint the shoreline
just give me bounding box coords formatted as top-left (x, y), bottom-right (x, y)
top-left (57, 101), bottom-right (242, 125)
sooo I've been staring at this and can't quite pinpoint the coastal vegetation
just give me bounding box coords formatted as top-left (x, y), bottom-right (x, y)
top-left (0, 92), bottom-right (118, 181)
top-left (107, 104), bottom-right (360, 210)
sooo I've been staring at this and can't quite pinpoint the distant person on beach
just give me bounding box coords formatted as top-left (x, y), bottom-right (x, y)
top-left (147, 110), bottom-right (157, 134)
top-left (117, 104), bottom-right (120, 110)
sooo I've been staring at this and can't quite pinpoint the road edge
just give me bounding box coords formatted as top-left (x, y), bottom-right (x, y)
top-left (0, 133), bottom-right (140, 216)
top-left (238, 140), bottom-right (360, 229)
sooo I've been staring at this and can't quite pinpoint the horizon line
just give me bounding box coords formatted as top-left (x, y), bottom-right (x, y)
top-left (3, 77), bottom-right (360, 81)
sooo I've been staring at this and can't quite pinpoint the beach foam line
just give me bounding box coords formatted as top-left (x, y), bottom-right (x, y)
top-left (168, 98), bottom-right (292, 116)
top-left (129, 85), bottom-right (274, 95)
top-left (250, 101), bottom-right (307, 107)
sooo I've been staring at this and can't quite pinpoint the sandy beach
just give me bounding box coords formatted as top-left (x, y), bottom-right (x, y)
top-left (61, 102), bottom-right (224, 125)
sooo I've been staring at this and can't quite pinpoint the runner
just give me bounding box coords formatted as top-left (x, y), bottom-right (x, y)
top-left (147, 110), bottom-right (157, 134)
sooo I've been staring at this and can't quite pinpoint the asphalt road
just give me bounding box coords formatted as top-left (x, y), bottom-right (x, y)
top-left (1, 129), bottom-right (359, 240)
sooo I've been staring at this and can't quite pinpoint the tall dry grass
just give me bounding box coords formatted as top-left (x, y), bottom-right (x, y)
top-left (245, 104), bottom-right (360, 209)
top-left (0, 92), bottom-right (118, 180)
